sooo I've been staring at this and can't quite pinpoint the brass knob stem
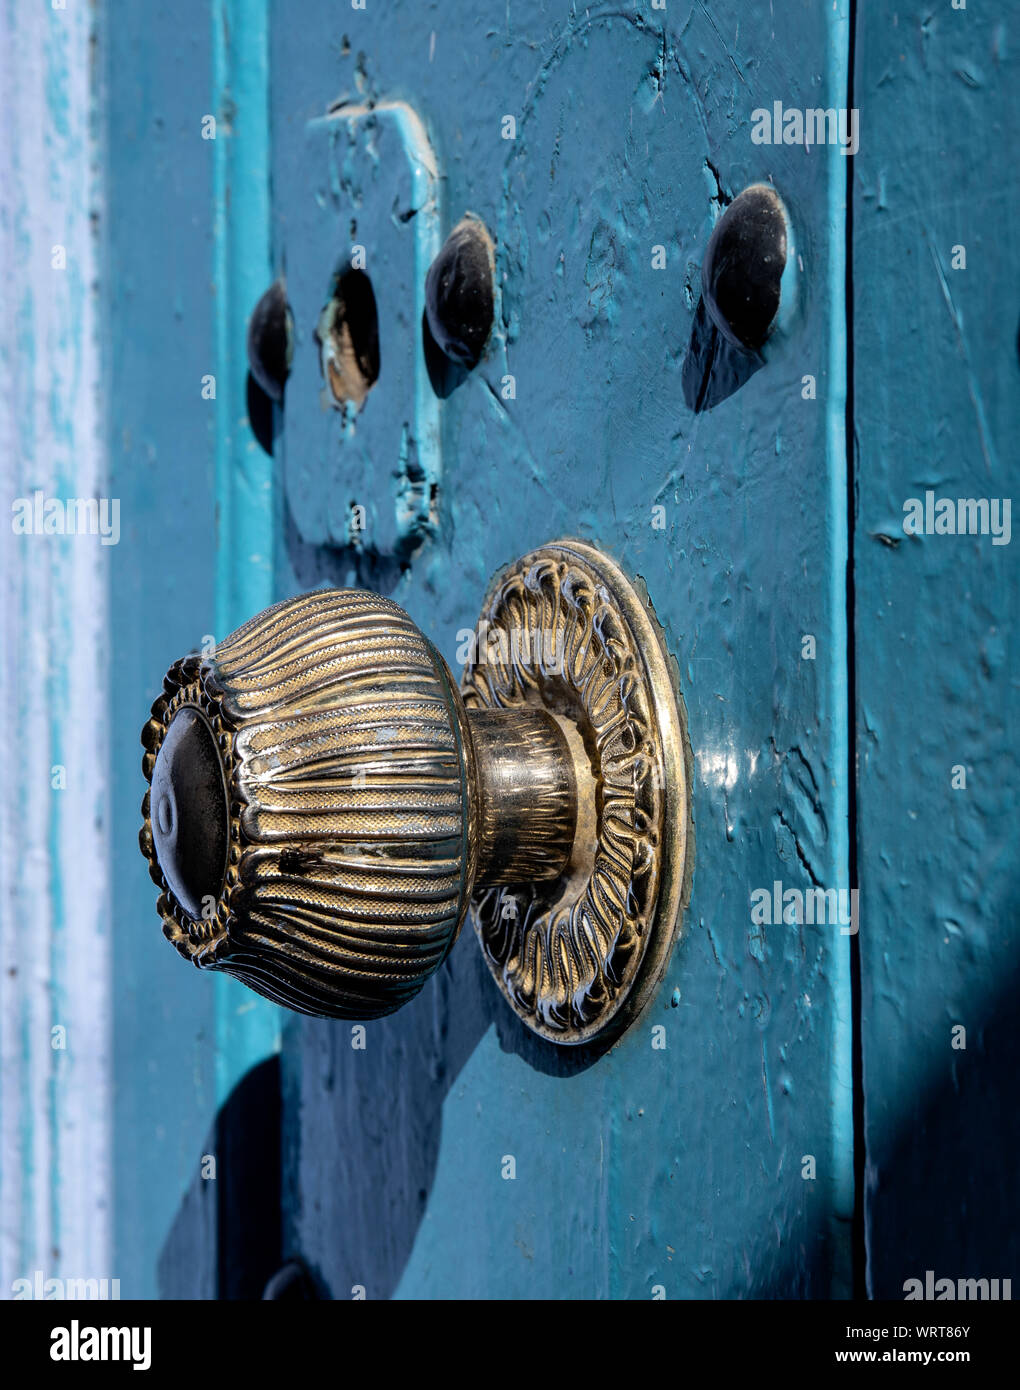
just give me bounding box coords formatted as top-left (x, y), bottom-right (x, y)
top-left (467, 707), bottom-right (579, 888)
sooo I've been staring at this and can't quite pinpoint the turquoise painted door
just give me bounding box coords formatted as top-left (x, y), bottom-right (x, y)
top-left (75, 0), bottom-right (1014, 1301)
top-left (267, 0), bottom-right (853, 1301)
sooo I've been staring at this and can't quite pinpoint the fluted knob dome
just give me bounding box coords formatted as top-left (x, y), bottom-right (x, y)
top-left (140, 589), bottom-right (475, 1019)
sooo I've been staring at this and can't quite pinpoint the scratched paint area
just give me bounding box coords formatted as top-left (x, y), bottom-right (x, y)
top-left (273, 0), bottom-right (853, 1298)
top-left (853, 7), bottom-right (1018, 1296)
top-left (284, 106), bottom-right (441, 562)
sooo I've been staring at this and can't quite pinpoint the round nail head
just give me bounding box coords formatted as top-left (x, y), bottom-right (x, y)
top-left (701, 184), bottom-right (789, 351)
top-left (424, 217), bottom-right (495, 370)
top-left (247, 280), bottom-right (294, 402)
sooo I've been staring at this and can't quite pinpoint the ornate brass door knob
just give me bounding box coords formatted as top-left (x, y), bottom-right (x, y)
top-left (140, 540), bottom-right (691, 1045)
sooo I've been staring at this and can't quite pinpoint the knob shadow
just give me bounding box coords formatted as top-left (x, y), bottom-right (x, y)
top-left (276, 922), bottom-right (607, 1299)
top-left (157, 1056), bottom-right (284, 1299)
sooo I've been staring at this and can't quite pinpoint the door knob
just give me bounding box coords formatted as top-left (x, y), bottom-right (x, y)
top-left (139, 540), bottom-right (691, 1045)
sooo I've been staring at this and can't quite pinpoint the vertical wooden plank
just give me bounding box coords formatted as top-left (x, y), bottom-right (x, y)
top-left (209, 0), bottom-right (280, 1111)
top-left (105, 0), bottom-right (278, 1296)
top-left (273, 0), bottom-right (855, 1298)
top-left (0, 0), bottom-right (111, 1296)
top-left (105, 0), bottom-right (221, 1298)
top-left (854, 4), bottom-right (1019, 1295)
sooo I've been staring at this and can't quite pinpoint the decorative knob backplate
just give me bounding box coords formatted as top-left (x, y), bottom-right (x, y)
top-left (139, 540), bottom-right (691, 1045)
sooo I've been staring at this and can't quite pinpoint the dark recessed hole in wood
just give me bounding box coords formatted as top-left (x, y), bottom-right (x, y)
top-left (316, 268), bottom-right (381, 412)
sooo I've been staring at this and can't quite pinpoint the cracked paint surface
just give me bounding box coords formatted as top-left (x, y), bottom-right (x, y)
top-left (270, 0), bottom-right (853, 1300)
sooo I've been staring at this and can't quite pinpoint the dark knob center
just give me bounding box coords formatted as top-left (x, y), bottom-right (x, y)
top-left (150, 707), bottom-right (229, 920)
